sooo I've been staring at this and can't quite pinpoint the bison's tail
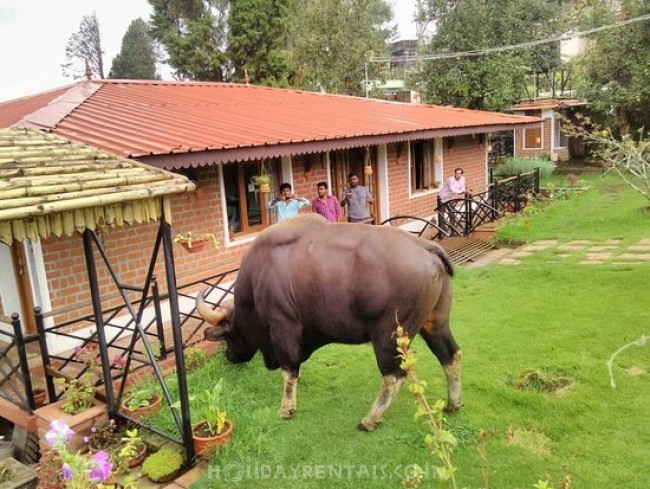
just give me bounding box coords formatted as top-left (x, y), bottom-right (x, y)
top-left (420, 241), bottom-right (454, 277)
top-left (434, 246), bottom-right (454, 277)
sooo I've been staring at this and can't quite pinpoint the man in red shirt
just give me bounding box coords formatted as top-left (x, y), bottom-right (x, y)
top-left (311, 181), bottom-right (342, 223)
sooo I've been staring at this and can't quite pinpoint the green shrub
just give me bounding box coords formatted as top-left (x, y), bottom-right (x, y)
top-left (142, 448), bottom-right (184, 482)
top-left (184, 345), bottom-right (208, 371)
top-left (494, 157), bottom-right (555, 179)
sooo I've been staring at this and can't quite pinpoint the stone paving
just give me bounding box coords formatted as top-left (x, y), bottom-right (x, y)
top-left (465, 238), bottom-right (650, 268)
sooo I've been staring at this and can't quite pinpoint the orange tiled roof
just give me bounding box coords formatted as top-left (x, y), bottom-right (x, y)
top-left (2, 80), bottom-right (541, 164)
top-left (512, 98), bottom-right (589, 112)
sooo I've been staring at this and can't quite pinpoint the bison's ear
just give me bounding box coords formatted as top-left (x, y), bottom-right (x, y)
top-left (204, 322), bottom-right (233, 342)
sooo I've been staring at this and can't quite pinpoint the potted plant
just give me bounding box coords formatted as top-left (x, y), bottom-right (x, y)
top-left (191, 379), bottom-right (234, 458)
top-left (142, 448), bottom-right (184, 483)
top-left (53, 345), bottom-right (103, 415)
top-left (251, 174), bottom-right (272, 193)
top-left (116, 428), bottom-right (147, 469)
top-left (0, 457), bottom-right (37, 488)
top-left (121, 386), bottom-right (162, 420)
top-left (173, 232), bottom-right (219, 253)
top-left (86, 419), bottom-right (120, 453)
top-left (183, 345), bottom-right (208, 372)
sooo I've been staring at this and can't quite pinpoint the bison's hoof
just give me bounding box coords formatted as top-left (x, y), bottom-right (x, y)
top-left (444, 402), bottom-right (463, 413)
top-left (279, 408), bottom-right (295, 419)
top-left (357, 419), bottom-right (381, 432)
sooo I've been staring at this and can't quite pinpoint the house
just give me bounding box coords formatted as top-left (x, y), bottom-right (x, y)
top-left (511, 98), bottom-right (588, 162)
top-left (1, 80), bottom-right (541, 343)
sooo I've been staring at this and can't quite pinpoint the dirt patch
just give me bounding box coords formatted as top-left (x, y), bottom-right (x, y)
top-left (510, 369), bottom-right (573, 394)
top-left (624, 366), bottom-right (646, 377)
top-left (505, 426), bottom-right (553, 457)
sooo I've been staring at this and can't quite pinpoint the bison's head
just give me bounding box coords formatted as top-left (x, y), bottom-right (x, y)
top-left (195, 290), bottom-right (256, 363)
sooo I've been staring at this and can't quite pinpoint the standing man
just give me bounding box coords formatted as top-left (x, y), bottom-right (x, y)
top-left (267, 182), bottom-right (310, 222)
top-left (341, 172), bottom-right (374, 223)
top-left (311, 181), bottom-right (342, 223)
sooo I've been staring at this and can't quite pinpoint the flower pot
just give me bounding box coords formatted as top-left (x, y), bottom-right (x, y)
top-left (33, 389), bottom-right (47, 407)
top-left (181, 240), bottom-right (207, 253)
top-left (127, 444), bottom-right (148, 468)
top-left (258, 183), bottom-right (271, 193)
top-left (192, 418), bottom-right (234, 458)
top-left (35, 399), bottom-right (108, 453)
top-left (120, 392), bottom-right (163, 420)
top-left (364, 165), bottom-right (373, 176)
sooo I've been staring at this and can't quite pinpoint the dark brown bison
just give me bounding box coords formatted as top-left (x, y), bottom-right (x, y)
top-left (196, 214), bottom-right (462, 431)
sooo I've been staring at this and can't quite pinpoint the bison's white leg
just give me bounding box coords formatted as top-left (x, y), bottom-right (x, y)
top-left (279, 369), bottom-right (299, 419)
top-left (443, 350), bottom-right (463, 412)
top-left (359, 374), bottom-right (405, 432)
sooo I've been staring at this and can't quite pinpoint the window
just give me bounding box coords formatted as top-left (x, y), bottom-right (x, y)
top-left (554, 117), bottom-right (568, 148)
top-left (222, 158), bottom-right (280, 235)
top-left (410, 140), bottom-right (441, 193)
top-left (523, 110), bottom-right (543, 149)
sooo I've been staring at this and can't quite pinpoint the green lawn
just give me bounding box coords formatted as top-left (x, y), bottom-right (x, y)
top-left (149, 173), bottom-right (650, 488)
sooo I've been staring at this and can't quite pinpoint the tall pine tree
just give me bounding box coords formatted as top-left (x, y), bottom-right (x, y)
top-left (228, 0), bottom-right (295, 86)
top-left (62, 13), bottom-right (105, 80)
top-left (109, 18), bottom-right (159, 79)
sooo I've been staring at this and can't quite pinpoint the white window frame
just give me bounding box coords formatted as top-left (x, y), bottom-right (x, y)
top-left (408, 138), bottom-right (443, 199)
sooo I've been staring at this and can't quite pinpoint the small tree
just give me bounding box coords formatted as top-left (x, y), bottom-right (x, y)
top-left (109, 18), bottom-right (160, 79)
top-left (62, 13), bottom-right (105, 79)
top-left (565, 115), bottom-right (650, 206)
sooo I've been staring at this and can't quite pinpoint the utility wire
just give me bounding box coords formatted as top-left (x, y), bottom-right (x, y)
top-left (369, 13), bottom-right (650, 63)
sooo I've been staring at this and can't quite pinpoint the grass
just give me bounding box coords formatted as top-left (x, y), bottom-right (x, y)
top-left (146, 173), bottom-right (650, 488)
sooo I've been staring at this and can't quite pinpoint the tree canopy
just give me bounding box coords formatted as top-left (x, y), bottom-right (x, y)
top-left (228, 0), bottom-right (295, 86)
top-left (109, 18), bottom-right (160, 80)
top-left (62, 13), bottom-right (106, 80)
top-left (415, 0), bottom-right (571, 110)
top-left (290, 0), bottom-right (394, 95)
top-left (572, 0), bottom-right (650, 134)
top-left (149, 0), bottom-right (229, 81)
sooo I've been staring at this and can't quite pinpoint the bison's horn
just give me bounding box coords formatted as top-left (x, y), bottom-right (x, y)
top-left (195, 289), bottom-right (228, 325)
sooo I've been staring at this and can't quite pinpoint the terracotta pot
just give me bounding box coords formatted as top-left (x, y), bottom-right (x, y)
top-left (127, 444), bottom-right (148, 468)
top-left (181, 240), bottom-right (207, 253)
top-left (192, 418), bottom-right (234, 458)
top-left (120, 393), bottom-right (163, 420)
top-left (259, 183), bottom-right (271, 193)
top-left (33, 389), bottom-right (47, 407)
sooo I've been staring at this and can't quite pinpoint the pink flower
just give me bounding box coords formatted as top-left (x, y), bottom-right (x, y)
top-left (87, 450), bottom-right (112, 483)
top-left (45, 419), bottom-right (75, 448)
top-left (61, 463), bottom-right (73, 480)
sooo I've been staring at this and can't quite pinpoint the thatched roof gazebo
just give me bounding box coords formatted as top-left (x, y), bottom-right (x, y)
top-left (0, 127), bottom-right (198, 462)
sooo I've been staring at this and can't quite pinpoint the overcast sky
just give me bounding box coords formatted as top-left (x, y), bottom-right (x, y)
top-left (0, 0), bottom-right (417, 103)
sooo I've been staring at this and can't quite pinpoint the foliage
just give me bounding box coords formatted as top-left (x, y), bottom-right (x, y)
top-left (43, 419), bottom-right (114, 488)
top-left (290, 0), bottom-right (393, 95)
top-left (62, 13), bottom-right (105, 80)
top-left (141, 448), bottom-right (184, 482)
top-left (173, 231), bottom-right (219, 249)
top-left (414, 0), bottom-right (572, 109)
top-left (395, 324), bottom-right (460, 488)
top-left (228, 0), bottom-right (296, 86)
top-left (148, 0), bottom-right (229, 81)
top-left (109, 18), bottom-right (160, 80)
top-left (115, 429), bottom-right (146, 473)
top-left (572, 0), bottom-right (650, 134)
top-left (0, 467), bottom-right (12, 483)
top-left (197, 378), bottom-right (228, 436)
top-left (124, 386), bottom-right (157, 411)
top-left (86, 419), bottom-right (119, 452)
top-left (54, 345), bottom-right (102, 415)
top-left (494, 156), bottom-right (556, 179)
top-left (184, 345), bottom-right (208, 371)
top-left (563, 115), bottom-right (650, 203)
top-left (251, 174), bottom-right (272, 187)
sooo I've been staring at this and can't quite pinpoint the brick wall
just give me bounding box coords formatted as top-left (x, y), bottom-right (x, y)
top-left (40, 140), bottom-right (487, 324)
top-left (386, 136), bottom-right (487, 218)
top-left (514, 117), bottom-right (552, 158)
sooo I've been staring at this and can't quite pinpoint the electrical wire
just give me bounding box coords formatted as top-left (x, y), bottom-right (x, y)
top-left (369, 13), bottom-right (650, 63)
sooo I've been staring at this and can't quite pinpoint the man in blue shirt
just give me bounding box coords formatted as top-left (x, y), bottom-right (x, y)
top-left (267, 183), bottom-right (310, 222)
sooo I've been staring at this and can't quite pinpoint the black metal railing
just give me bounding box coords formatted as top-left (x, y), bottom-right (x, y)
top-left (488, 168), bottom-right (540, 214)
top-left (0, 314), bottom-right (39, 411)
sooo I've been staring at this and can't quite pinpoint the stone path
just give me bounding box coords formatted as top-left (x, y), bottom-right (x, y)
top-left (465, 238), bottom-right (650, 268)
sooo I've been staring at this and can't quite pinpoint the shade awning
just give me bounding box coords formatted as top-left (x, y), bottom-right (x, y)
top-left (0, 128), bottom-right (196, 244)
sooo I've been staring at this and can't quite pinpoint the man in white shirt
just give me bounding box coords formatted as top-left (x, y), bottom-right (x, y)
top-left (439, 168), bottom-right (469, 203)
